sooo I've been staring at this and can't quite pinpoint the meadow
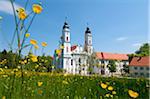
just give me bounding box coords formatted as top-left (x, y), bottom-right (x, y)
top-left (0, 69), bottom-right (149, 99)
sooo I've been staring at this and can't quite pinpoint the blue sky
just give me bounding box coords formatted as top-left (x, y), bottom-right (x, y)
top-left (0, 0), bottom-right (148, 56)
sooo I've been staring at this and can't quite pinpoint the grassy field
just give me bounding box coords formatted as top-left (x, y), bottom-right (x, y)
top-left (0, 69), bottom-right (149, 99)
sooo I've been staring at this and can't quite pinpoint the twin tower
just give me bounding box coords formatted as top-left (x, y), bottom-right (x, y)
top-left (56, 21), bottom-right (93, 73)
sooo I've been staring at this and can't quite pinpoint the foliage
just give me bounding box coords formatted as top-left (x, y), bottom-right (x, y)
top-left (0, 71), bottom-right (149, 99)
top-left (135, 43), bottom-right (150, 56)
top-left (87, 52), bottom-right (99, 74)
top-left (0, 50), bottom-right (20, 68)
top-left (123, 63), bottom-right (129, 74)
top-left (107, 60), bottom-right (116, 75)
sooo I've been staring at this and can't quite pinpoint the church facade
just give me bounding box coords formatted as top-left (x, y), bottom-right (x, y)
top-left (53, 22), bottom-right (93, 75)
top-left (53, 22), bottom-right (129, 76)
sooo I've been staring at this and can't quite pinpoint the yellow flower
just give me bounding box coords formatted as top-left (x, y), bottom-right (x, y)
top-left (2, 96), bottom-right (6, 99)
top-left (24, 60), bottom-right (27, 64)
top-left (25, 33), bottom-right (30, 38)
top-left (41, 42), bottom-right (47, 47)
top-left (128, 90), bottom-right (139, 98)
top-left (62, 80), bottom-right (69, 85)
top-left (17, 8), bottom-right (27, 20)
top-left (60, 45), bottom-right (64, 49)
top-left (32, 4), bottom-right (43, 14)
top-left (100, 83), bottom-right (107, 89)
top-left (34, 45), bottom-right (39, 49)
top-left (30, 39), bottom-right (37, 45)
top-left (108, 86), bottom-right (113, 91)
top-left (37, 89), bottom-right (43, 95)
top-left (30, 54), bottom-right (38, 62)
top-left (105, 94), bottom-right (110, 97)
top-left (38, 81), bottom-right (43, 87)
top-left (56, 49), bottom-right (61, 55)
top-left (112, 91), bottom-right (116, 95)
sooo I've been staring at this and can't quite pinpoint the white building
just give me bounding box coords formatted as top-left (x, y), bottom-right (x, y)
top-left (95, 52), bottom-right (129, 76)
top-left (53, 22), bottom-right (93, 75)
top-left (129, 56), bottom-right (150, 78)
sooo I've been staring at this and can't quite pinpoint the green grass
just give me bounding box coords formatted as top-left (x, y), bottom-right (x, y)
top-left (0, 72), bottom-right (149, 99)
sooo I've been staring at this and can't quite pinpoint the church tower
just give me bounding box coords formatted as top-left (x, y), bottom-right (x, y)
top-left (61, 22), bottom-right (72, 73)
top-left (84, 27), bottom-right (93, 55)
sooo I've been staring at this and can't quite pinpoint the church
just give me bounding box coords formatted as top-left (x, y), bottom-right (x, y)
top-left (53, 21), bottom-right (129, 76)
top-left (53, 21), bottom-right (93, 75)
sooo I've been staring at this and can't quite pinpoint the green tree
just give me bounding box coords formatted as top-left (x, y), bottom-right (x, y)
top-left (135, 43), bottom-right (150, 56)
top-left (122, 63), bottom-right (129, 74)
top-left (107, 60), bottom-right (116, 76)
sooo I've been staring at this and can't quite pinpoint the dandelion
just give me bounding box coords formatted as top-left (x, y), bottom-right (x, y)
top-left (17, 8), bottom-right (27, 20)
top-left (100, 83), bottom-right (107, 89)
top-left (37, 89), bottom-right (43, 95)
top-left (38, 81), bottom-right (43, 87)
top-left (128, 90), bottom-right (139, 98)
top-left (108, 86), bottom-right (113, 91)
top-left (60, 45), bottom-right (64, 49)
top-left (32, 4), bottom-right (43, 14)
top-left (2, 96), bottom-right (6, 99)
top-left (41, 42), bottom-right (47, 47)
top-left (30, 39), bottom-right (37, 45)
top-left (34, 45), bottom-right (39, 49)
top-left (30, 54), bottom-right (38, 62)
top-left (105, 94), bottom-right (110, 97)
top-left (62, 80), bottom-right (69, 85)
top-left (112, 91), bottom-right (116, 95)
top-left (25, 33), bottom-right (30, 38)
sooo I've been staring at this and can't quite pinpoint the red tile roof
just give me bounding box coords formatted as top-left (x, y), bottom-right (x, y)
top-left (96, 52), bottom-right (128, 60)
top-left (129, 56), bottom-right (150, 67)
top-left (71, 45), bottom-right (77, 51)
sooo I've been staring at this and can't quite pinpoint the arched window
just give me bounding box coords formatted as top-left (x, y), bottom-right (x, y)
top-left (71, 59), bottom-right (73, 65)
top-left (66, 37), bottom-right (68, 41)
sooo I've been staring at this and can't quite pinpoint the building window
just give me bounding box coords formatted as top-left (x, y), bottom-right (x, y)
top-left (147, 73), bottom-right (149, 77)
top-left (140, 67), bottom-right (144, 70)
top-left (134, 72), bottom-right (138, 75)
top-left (134, 67), bottom-right (138, 70)
top-left (71, 59), bottom-right (73, 65)
top-left (146, 67), bottom-right (149, 70)
top-left (66, 37), bottom-right (68, 41)
top-left (79, 58), bottom-right (81, 66)
top-left (140, 73), bottom-right (144, 76)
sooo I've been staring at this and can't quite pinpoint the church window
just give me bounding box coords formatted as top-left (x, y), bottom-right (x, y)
top-left (66, 37), bottom-right (68, 41)
top-left (79, 58), bottom-right (81, 66)
top-left (71, 59), bottom-right (73, 65)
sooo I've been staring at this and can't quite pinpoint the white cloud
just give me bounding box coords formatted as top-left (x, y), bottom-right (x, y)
top-left (116, 37), bottom-right (128, 41)
top-left (132, 43), bottom-right (142, 47)
top-left (0, 0), bottom-right (22, 15)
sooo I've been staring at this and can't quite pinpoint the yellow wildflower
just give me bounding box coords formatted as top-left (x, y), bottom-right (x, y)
top-left (38, 81), bottom-right (43, 87)
top-left (24, 60), bottom-right (27, 64)
top-left (108, 86), bottom-right (113, 91)
top-left (62, 80), bottom-right (69, 85)
top-left (25, 33), bottom-right (30, 38)
top-left (105, 94), bottom-right (110, 97)
top-left (128, 90), bottom-right (139, 98)
top-left (30, 54), bottom-right (38, 62)
top-left (32, 4), bottom-right (43, 14)
top-left (41, 42), bottom-right (47, 47)
top-left (37, 89), bottom-right (43, 95)
top-left (112, 91), bottom-right (116, 95)
top-left (34, 45), bottom-right (39, 49)
top-left (17, 8), bottom-right (27, 20)
top-left (30, 39), bottom-right (37, 45)
top-left (60, 45), bottom-right (64, 49)
top-left (2, 96), bottom-right (6, 99)
top-left (100, 83), bottom-right (107, 89)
